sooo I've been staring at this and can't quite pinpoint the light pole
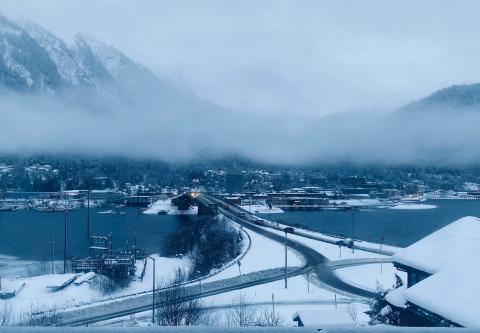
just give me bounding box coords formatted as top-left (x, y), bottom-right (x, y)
top-left (51, 235), bottom-right (55, 274)
top-left (283, 227), bottom-right (294, 289)
top-left (307, 272), bottom-right (310, 293)
top-left (64, 207), bottom-right (68, 274)
top-left (351, 211), bottom-right (355, 254)
top-left (197, 270), bottom-right (202, 296)
top-left (147, 256), bottom-right (156, 324)
top-left (87, 188), bottom-right (90, 237)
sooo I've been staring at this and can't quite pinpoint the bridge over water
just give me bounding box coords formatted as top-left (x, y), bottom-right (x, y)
top-left (170, 192), bottom-right (217, 215)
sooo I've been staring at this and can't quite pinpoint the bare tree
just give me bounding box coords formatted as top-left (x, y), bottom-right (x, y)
top-left (0, 303), bottom-right (12, 326)
top-left (347, 303), bottom-right (359, 324)
top-left (226, 293), bottom-right (257, 327)
top-left (155, 268), bottom-right (205, 326)
top-left (256, 306), bottom-right (284, 327)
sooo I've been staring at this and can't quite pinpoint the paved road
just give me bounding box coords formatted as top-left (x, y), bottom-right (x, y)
top-left (56, 195), bottom-right (377, 326)
top-left (199, 194), bottom-right (376, 300)
top-left (58, 266), bottom-right (305, 326)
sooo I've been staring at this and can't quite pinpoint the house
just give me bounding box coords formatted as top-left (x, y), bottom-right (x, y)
top-left (386, 216), bottom-right (480, 327)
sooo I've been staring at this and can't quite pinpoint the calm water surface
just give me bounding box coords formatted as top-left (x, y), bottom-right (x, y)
top-left (1, 200), bottom-right (479, 262)
top-left (262, 200), bottom-right (480, 247)
top-left (0, 207), bottom-right (196, 261)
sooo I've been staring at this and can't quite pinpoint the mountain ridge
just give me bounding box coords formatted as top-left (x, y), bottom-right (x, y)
top-left (398, 83), bottom-right (480, 114)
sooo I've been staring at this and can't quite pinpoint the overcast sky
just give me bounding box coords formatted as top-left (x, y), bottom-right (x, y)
top-left (2, 0), bottom-right (480, 116)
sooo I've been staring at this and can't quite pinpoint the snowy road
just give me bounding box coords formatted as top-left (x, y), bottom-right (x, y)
top-left (55, 194), bottom-right (381, 326)
top-left (199, 195), bottom-right (376, 299)
top-left (57, 266), bottom-right (306, 326)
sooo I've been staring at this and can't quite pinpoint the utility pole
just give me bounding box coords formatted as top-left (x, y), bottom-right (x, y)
top-left (307, 272), bottom-right (310, 293)
top-left (351, 211), bottom-right (355, 253)
top-left (134, 233), bottom-right (137, 261)
top-left (272, 293), bottom-right (275, 313)
top-left (51, 236), bottom-right (55, 274)
top-left (284, 231), bottom-right (288, 289)
top-left (197, 271), bottom-right (202, 296)
top-left (380, 234), bottom-right (384, 273)
top-left (283, 227), bottom-right (294, 289)
top-left (64, 208), bottom-right (68, 274)
top-left (87, 188), bottom-right (90, 237)
top-left (147, 256), bottom-right (156, 324)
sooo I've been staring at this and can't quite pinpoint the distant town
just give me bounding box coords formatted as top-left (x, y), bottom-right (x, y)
top-left (1, 156), bottom-right (480, 212)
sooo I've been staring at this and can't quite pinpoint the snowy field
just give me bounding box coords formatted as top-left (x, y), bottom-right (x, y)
top-left (203, 221), bottom-right (303, 283)
top-left (0, 254), bottom-right (191, 318)
top-left (239, 204), bottom-right (284, 214)
top-left (96, 276), bottom-right (370, 327)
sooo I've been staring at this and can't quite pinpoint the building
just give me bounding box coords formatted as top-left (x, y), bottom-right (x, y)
top-left (386, 216), bottom-right (480, 327)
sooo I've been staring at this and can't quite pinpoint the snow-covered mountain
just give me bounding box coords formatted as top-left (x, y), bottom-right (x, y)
top-left (0, 16), bottom-right (62, 91)
top-left (0, 15), bottom-right (159, 93)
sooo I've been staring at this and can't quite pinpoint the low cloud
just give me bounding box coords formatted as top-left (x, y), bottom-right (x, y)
top-left (1, 88), bottom-right (479, 166)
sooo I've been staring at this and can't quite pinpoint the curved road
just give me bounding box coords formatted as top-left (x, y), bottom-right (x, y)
top-left (199, 194), bottom-right (375, 299)
top-left (56, 194), bottom-right (377, 326)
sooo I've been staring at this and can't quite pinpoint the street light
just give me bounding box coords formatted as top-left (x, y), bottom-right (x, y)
top-left (197, 270), bottom-right (202, 296)
top-left (283, 227), bottom-right (294, 289)
top-left (64, 207), bottom-right (68, 274)
top-left (147, 255), bottom-right (156, 324)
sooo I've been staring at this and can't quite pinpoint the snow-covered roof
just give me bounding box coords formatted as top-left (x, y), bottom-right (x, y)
top-left (393, 216), bottom-right (480, 274)
top-left (403, 264), bottom-right (480, 327)
top-left (387, 216), bottom-right (480, 327)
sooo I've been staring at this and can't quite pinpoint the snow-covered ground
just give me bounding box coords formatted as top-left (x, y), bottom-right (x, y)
top-left (256, 223), bottom-right (393, 261)
top-left (388, 203), bottom-right (437, 210)
top-left (0, 254), bottom-right (191, 318)
top-left (333, 264), bottom-right (406, 292)
top-left (204, 223), bottom-right (302, 283)
top-left (143, 199), bottom-right (198, 215)
top-left (239, 204), bottom-right (284, 214)
top-left (202, 276), bottom-right (369, 326)
top-left (0, 207), bottom-right (396, 327)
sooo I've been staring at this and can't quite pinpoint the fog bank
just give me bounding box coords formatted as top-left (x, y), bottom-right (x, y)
top-left (1, 89), bottom-right (478, 166)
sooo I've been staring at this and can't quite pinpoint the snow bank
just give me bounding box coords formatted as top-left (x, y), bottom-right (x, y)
top-left (0, 255), bottom-right (192, 317)
top-left (205, 223), bottom-right (302, 282)
top-left (388, 204), bottom-right (437, 210)
top-left (334, 264), bottom-right (406, 292)
top-left (239, 204), bottom-right (284, 214)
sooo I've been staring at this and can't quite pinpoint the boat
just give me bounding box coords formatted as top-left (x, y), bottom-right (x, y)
top-left (33, 205), bottom-right (66, 213)
top-left (98, 209), bottom-right (116, 214)
top-left (157, 210), bottom-right (169, 215)
top-left (0, 207), bottom-right (13, 212)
